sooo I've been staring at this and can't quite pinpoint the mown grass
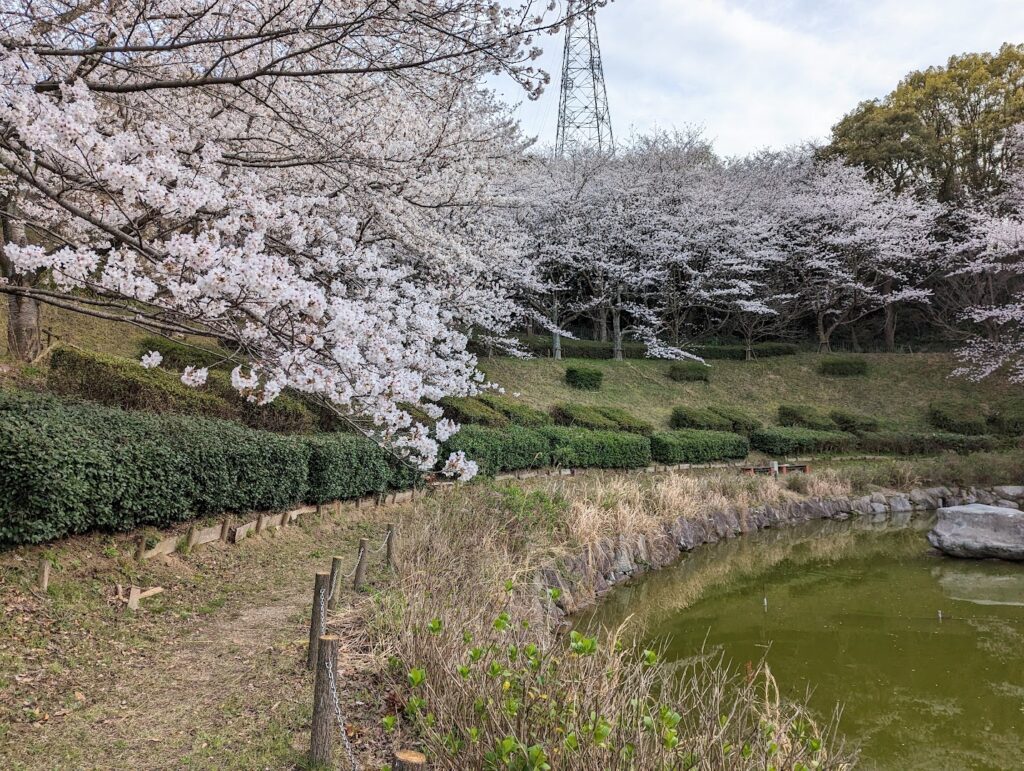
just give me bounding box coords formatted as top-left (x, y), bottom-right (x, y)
top-left (481, 353), bottom-right (1016, 432)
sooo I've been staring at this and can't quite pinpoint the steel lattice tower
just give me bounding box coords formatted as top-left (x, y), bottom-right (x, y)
top-left (555, 5), bottom-right (613, 154)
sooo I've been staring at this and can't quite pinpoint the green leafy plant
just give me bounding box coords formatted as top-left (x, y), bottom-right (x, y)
top-left (777, 404), bottom-right (838, 431)
top-left (650, 430), bottom-right (750, 464)
top-left (538, 427), bottom-right (652, 469)
top-left (750, 427), bottom-right (858, 456)
top-left (818, 356), bottom-right (869, 376)
top-left (564, 366), bottom-right (603, 390)
top-left (667, 361), bottom-right (709, 382)
top-left (477, 395), bottom-right (553, 428)
top-left (439, 396), bottom-right (510, 428)
top-left (829, 409), bottom-right (880, 433)
top-left (708, 406), bottom-right (762, 434)
top-left (669, 406), bottom-right (732, 431)
top-left (927, 401), bottom-right (988, 435)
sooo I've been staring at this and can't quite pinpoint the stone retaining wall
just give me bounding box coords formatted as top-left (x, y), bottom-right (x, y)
top-left (539, 484), bottom-right (1024, 618)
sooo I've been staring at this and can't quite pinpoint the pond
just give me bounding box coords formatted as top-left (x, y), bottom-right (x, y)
top-left (578, 516), bottom-right (1024, 769)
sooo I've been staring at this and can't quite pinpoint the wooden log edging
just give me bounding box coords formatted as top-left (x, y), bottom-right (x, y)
top-left (536, 484), bottom-right (1024, 619)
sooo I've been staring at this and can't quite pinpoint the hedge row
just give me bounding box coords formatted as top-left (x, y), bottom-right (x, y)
top-left (540, 426), bottom-right (652, 468)
top-left (667, 361), bottom-right (709, 382)
top-left (707, 406), bottom-right (762, 434)
top-left (650, 430), bottom-right (750, 464)
top-left (857, 431), bottom-right (998, 456)
top-left (477, 394), bottom-right (552, 428)
top-left (0, 393), bottom-right (405, 545)
top-left (818, 356), bottom-right (869, 376)
top-left (829, 409), bottom-right (880, 433)
top-left (777, 404), bottom-right (838, 431)
top-left (565, 366), bottom-right (603, 390)
top-left (440, 425), bottom-right (551, 476)
top-left (439, 396), bottom-right (509, 428)
top-left (49, 346), bottom-right (318, 433)
top-left (750, 426), bottom-right (858, 455)
top-left (509, 336), bottom-right (797, 360)
top-left (137, 335), bottom-right (231, 371)
top-left (551, 403), bottom-right (653, 435)
top-left (928, 401), bottom-right (990, 436)
top-left (670, 405), bottom-right (732, 431)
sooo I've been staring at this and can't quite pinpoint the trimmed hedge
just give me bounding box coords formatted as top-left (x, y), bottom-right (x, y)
top-left (667, 361), bottom-right (709, 382)
top-left (594, 406), bottom-right (654, 435)
top-left (750, 427), bottom-right (858, 456)
top-left (441, 425), bottom-right (551, 476)
top-left (438, 396), bottom-right (510, 428)
top-left (477, 394), bottom-right (552, 427)
top-left (708, 406), bottom-right (762, 434)
top-left (858, 431), bottom-right (998, 456)
top-left (693, 343), bottom-right (798, 361)
top-left (988, 401), bottom-right (1024, 436)
top-left (551, 403), bottom-right (618, 431)
top-left (927, 401), bottom-right (988, 435)
top-left (650, 430), bottom-right (750, 464)
top-left (829, 409), bottom-right (880, 434)
top-left (818, 356), bottom-right (869, 377)
top-left (49, 345), bottom-right (317, 433)
top-left (778, 404), bottom-right (838, 431)
top-left (0, 390), bottom-right (416, 545)
top-left (305, 434), bottom-right (395, 502)
top-left (565, 366), bottom-right (603, 390)
top-left (137, 335), bottom-right (230, 371)
top-left (669, 405), bottom-right (732, 431)
top-left (512, 336), bottom-right (797, 361)
top-left (539, 426), bottom-right (652, 468)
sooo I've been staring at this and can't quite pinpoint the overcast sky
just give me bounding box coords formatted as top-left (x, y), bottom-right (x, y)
top-left (494, 0), bottom-right (1024, 157)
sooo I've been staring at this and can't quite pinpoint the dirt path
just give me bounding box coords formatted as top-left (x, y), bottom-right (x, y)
top-left (1, 511), bottom-right (396, 770)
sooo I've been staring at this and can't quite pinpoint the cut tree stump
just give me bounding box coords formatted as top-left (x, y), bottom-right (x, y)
top-left (392, 749), bottom-right (427, 769)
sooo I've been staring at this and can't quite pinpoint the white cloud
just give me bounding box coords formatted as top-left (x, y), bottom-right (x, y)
top-left (497, 0), bottom-right (1024, 155)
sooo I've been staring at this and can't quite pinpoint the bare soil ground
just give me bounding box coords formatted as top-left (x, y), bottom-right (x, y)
top-left (0, 505), bottom-right (403, 770)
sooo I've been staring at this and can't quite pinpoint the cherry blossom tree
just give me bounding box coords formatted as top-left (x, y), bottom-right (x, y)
top-left (0, 0), bottom-right (606, 473)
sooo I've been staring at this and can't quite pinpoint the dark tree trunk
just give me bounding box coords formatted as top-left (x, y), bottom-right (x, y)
top-left (611, 303), bottom-right (623, 361)
top-left (816, 313), bottom-right (832, 354)
top-left (882, 278), bottom-right (896, 352)
top-left (7, 293), bottom-right (42, 360)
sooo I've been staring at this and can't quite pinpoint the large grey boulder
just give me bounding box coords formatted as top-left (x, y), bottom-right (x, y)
top-left (928, 504), bottom-right (1024, 561)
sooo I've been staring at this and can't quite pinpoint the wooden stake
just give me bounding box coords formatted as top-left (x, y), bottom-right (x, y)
top-left (306, 572), bottom-right (331, 670)
top-left (392, 749), bottom-right (427, 770)
top-left (255, 512), bottom-right (267, 535)
top-left (135, 536), bottom-right (146, 562)
top-left (220, 517), bottom-right (231, 542)
top-left (352, 538), bottom-right (369, 592)
top-left (186, 523), bottom-right (198, 551)
top-left (385, 524), bottom-right (396, 568)
top-left (327, 556), bottom-right (344, 612)
top-left (37, 558), bottom-right (50, 592)
top-left (310, 634), bottom-right (341, 768)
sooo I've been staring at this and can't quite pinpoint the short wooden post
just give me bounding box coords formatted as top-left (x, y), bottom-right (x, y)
top-left (770, 460), bottom-right (780, 479)
top-left (355, 496), bottom-right (362, 511)
top-left (186, 523), bottom-right (198, 551)
top-left (135, 536), bottom-right (147, 562)
top-left (307, 572), bottom-right (331, 670)
top-left (352, 538), bottom-right (369, 592)
top-left (310, 634), bottom-right (341, 768)
top-left (255, 513), bottom-right (267, 535)
top-left (37, 558), bottom-right (51, 592)
top-left (127, 585), bottom-right (142, 611)
top-left (327, 556), bottom-right (344, 611)
top-left (385, 524), bottom-right (396, 568)
top-left (392, 749), bottom-right (427, 770)
top-left (219, 517), bottom-right (231, 542)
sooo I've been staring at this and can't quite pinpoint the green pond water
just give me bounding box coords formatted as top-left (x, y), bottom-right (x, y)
top-left (578, 517), bottom-right (1024, 769)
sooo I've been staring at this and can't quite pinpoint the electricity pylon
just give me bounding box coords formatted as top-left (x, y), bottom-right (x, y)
top-left (555, 4), bottom-right (613, 154)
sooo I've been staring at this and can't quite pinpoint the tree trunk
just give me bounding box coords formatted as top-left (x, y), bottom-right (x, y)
top-left (611, 305), bottom-right (623, 361)
top-left (597, 308), bottom-right (608, 343)
top-left (882, 278), bottom-right (896, 352)
top-left (6, 293), bottom-right (41, 360)
top-left (816, 313), bottom-right (832, 354)
top-left (552, 331), bottom-right (561, 360)
top-left (849, 324), bottom-right (862, 353)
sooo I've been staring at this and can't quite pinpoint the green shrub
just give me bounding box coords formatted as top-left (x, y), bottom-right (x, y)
top-left (477, 394), bottom-right (552, 427)
top-left (669, 405), bottom-right (732, 431)
top-left (538, 427), bottom-right (652, 469)
top-left (987, 401), bottom-right (1024, 436)
top-left (829, 409), bottom-right (880, 434)
top-left (512, 335), bottom-right (649, 359)
top-left (750, 427), bottom-right (858, 456)
top-left (137, 335), bottom-right (230, 370)
top-left (48, 345), bottom-right (235, 418)
top-left (818, 356), bottom-right (869, 376)
top-left (438, 396), bottom-right (510, 428)
top-left (49, 345), bottom-right (317, 433)
top-left (551, 403), bottom-right (618, 431)
top-left (777, 404), bottom-right (838, 431)
top-left (667, 361), bottom-right (709, 382)
top-left (691, 343), bottom-right (798, 361)
top-left (927, 401), bottom-right (988, 435)
top-left (441, 425), bottom-right (550, 476)
top-left (708, 406), bottom-right (762, 434)
top-left (650, 430), bottom-right (749, 464)
top-left (565, 366), bottom-right (603, 390)
top-left (593, 406), bottom-right (654, 435)
top-left (305, 434), bottom-right (394, 502)
top-left (858, 431), bottom-right (998, 456)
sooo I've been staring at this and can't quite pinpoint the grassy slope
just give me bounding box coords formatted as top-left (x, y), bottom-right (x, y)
top-left (481, 353), bottom-right (1018, 432)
